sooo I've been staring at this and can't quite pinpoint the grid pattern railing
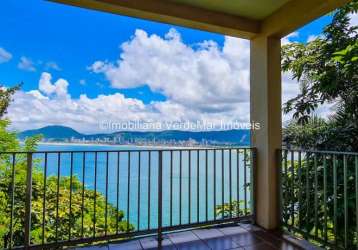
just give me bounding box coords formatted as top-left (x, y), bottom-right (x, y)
top-left (279, 149), bottom-right (358, 249)
top-left (0, 147), bottom-right (255, 249)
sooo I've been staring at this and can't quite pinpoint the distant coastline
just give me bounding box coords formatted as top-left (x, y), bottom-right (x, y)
top-left (37, 141), bottom-right (121, 147)
top-left (36, 141), bottom-right (168, 148)
top-left (19, 125), bottom-right (251, 147)
top-left (35, 141), bottom-right (247, 150)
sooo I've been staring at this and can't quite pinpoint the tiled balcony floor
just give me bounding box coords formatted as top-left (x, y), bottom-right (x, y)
top-left (74, 223), bottom-right (318, 250)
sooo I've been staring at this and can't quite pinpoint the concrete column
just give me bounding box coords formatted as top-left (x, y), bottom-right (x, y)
top-left (250, 35), bottom-right (282, 229)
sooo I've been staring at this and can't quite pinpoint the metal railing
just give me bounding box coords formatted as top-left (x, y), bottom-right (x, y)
top-left (0, 147), bottom-right (255, 249)
top-left (279, 149), bottom-right (358, 249)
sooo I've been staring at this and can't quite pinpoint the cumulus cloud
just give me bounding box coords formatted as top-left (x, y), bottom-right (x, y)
top-left (9, 92), bottom-right (250, 133)
top-left (38, 72), bottom-right (69, 98)
top-left (7, 29), bottom-right (254, 133)
top-left (7, 29), bottom-right (333, 133)
top-left (8, 71), bottom-right (250, 133)
top-left (18, 56), bottom-right (36, 71)
top-left (0, 47), bottom-right (12, 63)
top-left (89, 28), bottom-right (250, 113)
top-left (8, 90), bottom-right (149, 133)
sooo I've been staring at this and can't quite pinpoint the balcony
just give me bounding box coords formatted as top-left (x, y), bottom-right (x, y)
top-left (1, 1), bottom-right (354, 249)
top-left (2, 147), bottom-right (357, 249)
top-left (280, 149), bottom-right (358, 249)
top-left (1, 147), bottom-right (257, 249)
top-left (72, 223), bottom-right (311, 250)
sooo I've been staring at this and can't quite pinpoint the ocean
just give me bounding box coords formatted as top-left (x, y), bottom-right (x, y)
top-left (36, 143), bottom-right (251, 231)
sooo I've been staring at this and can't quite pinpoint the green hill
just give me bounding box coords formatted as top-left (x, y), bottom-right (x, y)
top-left (19, 125), bottom-right (250, 145)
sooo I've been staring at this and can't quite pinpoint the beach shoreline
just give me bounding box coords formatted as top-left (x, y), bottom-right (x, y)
top-left (35, 142), bottom-right (245, 150)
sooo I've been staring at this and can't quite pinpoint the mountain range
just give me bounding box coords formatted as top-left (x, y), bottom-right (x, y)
top-left (19, 125), bottom-right (250, 145)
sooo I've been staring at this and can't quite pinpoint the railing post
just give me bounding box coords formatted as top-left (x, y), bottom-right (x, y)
top-left (157, 151), bottom-right (163, 249)
top-left (251, 148), bottom-right (257, 224)
top-left (276, 149), bottom-right (283, 230)
top-left (24, 153), bottom-right (33, 249)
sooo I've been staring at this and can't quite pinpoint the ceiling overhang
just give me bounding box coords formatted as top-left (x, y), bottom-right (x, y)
top-left (50, 0), bottom-right (352, 39)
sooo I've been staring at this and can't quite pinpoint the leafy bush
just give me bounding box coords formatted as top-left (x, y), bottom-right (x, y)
top-left (0, 120), bottom-right (133, 248)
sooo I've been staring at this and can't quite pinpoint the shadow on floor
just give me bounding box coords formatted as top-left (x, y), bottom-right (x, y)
top-left (72, 223), bottom-right (319, 250)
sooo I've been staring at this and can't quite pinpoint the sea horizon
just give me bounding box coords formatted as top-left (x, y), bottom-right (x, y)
top-left (32, 143), bottom-right (251, 231)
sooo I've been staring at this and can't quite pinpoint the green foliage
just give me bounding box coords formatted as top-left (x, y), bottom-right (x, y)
top-left (333, 42), bottom-right (358, 64)
top-left (283, 117), bottom-right (330, 149)
top-left (281, 153), bottom-right (358, 249)
top-left (283, 0), bottom-right (358, 153)
top-left (0, 87), bottom-right (133, 248)
top-left (284, 112), bottom-right (358, 153)
top-left (282, 0), bottom-right (358, 125)
top-left (0, 84), bottom-right (21, 119)
top-left (0, 120), bottom-right (20, 152)
top-left (281, 3), bottom-right (358, 248)
top-left (215, 200), bottom-right (247, 219)
top-left (283, 115), bottom-right (358, 152)
top-left (215, 150), bottom-right (252, 220)
top-left (0, 120), bottom-right (134, 248)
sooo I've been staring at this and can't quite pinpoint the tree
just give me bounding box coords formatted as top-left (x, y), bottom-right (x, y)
top-left (282, 0), bottom-right (358, 152)
top-left (283, 117), bottom-right (330, 149)
top-left (282, 0), bottom-right (358, 127)
top-left (281, 3), bottom-right (358, 247)
top-left (0, 86), bottom-right (134, 248)
top-left (0, 85), bottom-right (20, 118)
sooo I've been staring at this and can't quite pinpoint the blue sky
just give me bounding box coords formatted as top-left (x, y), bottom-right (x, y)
top-left (0, 0), bottom-right (338, 133)
top-left (0, 0), bottom-right (228, 101)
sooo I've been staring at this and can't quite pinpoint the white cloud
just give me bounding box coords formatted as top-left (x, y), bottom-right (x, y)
top-left (39, 72), bottom-right (69, 98)
top-left (8, 90), bottom-right (149, 133)
top-left (18, 56), bottom-right (36, 71)
top-left (79, 79), bottom-right (86, 85)
top-left (8, 70), bottom-right (250, 133)
top-left (349, 13), bottom-right (358, 27)
top-left (6, 29), bottom-right (254, 133)
top-left (27, 90), bottom-right (49, 100)
top-left (8, 90), bottom-right (251, 133)
top-left (45, 61), bottom-right (61, 71)
top-left (307, 35), bottom-right (318, 42)
top-left (89, 29), bottom-right (250, 113)
top-left (7, 29), bottom-right (332, 133)
top-left (282, 72), bottom-right (300, 104)
top-left (0, 47), bottom-right (12, 63)
top-left (307, 34), bottom-right (326, 43)
top-left (281, 32), bottom-right (299, 45)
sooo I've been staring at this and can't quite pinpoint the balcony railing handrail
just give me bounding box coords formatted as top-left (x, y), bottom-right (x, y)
top-left (0, 146), bottom-right (255, 154)
top-left (281, 147), bottom-right (358, 156)
top-left (0, 147), bottom-right (255, 249)
top-left (279, 148), bottom-right (358, 249)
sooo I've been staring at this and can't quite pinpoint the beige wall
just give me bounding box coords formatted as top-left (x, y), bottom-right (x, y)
top-left (250, 36), bottom-right (282, 229)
